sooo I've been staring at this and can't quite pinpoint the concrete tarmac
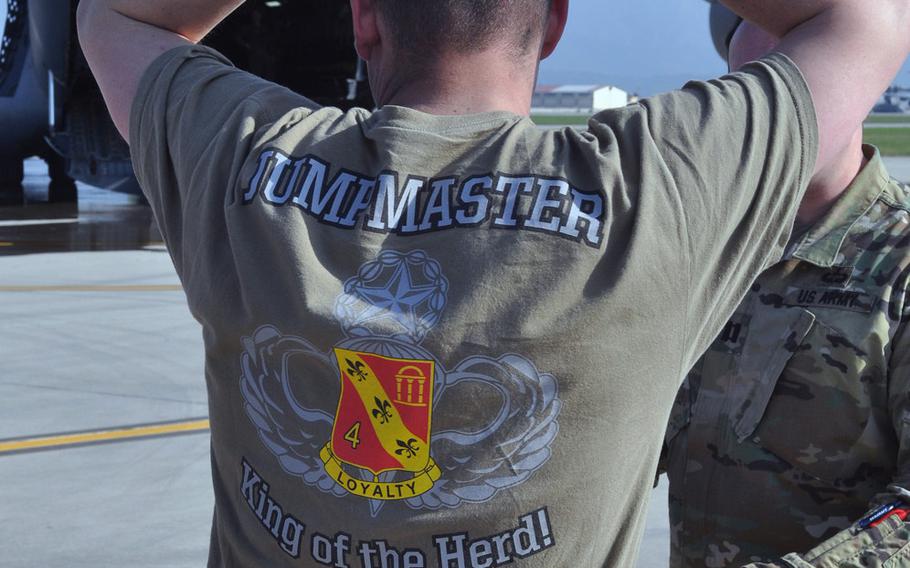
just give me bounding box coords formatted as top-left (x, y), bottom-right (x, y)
top-left (2, 157), bottom-right (908, 568)
top-left (1, 161), bottom-right (212, 567)
top-left (886, 156), bottom-right (910, 184)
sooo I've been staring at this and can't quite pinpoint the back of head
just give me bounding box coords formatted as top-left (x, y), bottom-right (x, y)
top-left (377, 0), bottom-right (552, 58)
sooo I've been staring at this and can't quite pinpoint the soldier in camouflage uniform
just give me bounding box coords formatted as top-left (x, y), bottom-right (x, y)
top-left (662, 18), bottom-right (910, 568)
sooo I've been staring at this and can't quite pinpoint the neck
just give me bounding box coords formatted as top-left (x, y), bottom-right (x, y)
top-left (797, 134), bottom-right (868, 226)
top-left (372, 49), bottom-right (538, 116)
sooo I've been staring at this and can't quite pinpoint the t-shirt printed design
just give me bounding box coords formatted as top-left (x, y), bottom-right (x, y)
top-left (240, 250), bottom-right (562, 519)
top-left (242, 149), bottom-right (607, 249)
top-left (322, 348), bottom-right (440, 501)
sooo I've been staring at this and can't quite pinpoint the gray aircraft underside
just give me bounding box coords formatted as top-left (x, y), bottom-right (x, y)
top-left (0, 0), bottom-right (370, 205)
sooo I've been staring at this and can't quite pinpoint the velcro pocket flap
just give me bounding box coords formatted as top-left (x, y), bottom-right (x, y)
top-left (732, 308), bottom-right (816, 442)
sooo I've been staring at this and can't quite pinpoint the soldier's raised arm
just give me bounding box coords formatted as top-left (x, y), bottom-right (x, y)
top-left (722, 0), bottom-right (910, 176)
top-left (624, 1), bottom-right (910, 365)
top-left (76, 0), bottom-right (247, 140)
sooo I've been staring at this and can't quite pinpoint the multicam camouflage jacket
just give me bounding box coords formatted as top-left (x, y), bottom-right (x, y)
top-left (663, 147), bottom-right (910, 567)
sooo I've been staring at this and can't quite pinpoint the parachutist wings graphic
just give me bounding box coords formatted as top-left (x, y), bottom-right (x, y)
top-left (239, 250), bottom-right (561, 513)
top-left (240, 326), bottom-right (346, 497)
top-left (407, 354), bottom-right (561, 510)
top-left (241, 325), bottom-right (561, 510)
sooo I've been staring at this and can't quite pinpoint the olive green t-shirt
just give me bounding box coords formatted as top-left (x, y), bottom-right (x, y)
top-left (130, 45), bottom-right (817, 567)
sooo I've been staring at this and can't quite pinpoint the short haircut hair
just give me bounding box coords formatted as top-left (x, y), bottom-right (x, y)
top-left (377, 0), bottom-right (552, 57)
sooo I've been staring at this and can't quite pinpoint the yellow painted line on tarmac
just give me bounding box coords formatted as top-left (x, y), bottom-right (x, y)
top-left (0, 241), bottom-right (13, 247)
top-left (0, 284), bottom-right (182, 292)
top-left (0, 418), bottom-right (210, 456)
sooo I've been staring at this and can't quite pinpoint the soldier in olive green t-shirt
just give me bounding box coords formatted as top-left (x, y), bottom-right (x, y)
top-left (123, 42), bottom-right (816, 567)
top-left (77, 0), bottom-right (910, 566)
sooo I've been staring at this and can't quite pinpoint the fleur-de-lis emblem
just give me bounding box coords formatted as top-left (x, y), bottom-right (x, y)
top-left (372, 397), bottom-right (393, 424)
top-left (395, 438), bottom-right (420, 459)
top-left (346, 359), bottom-right (368, 382)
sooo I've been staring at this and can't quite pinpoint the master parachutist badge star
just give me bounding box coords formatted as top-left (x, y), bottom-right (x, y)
top-left (335, 250), bottom-right (448, 344)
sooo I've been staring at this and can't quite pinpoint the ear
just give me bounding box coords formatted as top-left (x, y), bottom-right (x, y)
top-left (350, 0), bottom-right (380, 60)
top-left (540, 0), bottom-right (569, 60)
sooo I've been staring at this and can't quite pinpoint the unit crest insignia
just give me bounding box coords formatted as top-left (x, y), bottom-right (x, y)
top-left (321, 349), bottom-right (440, 499)
top-left (240, 250), bottom-right (561, 515)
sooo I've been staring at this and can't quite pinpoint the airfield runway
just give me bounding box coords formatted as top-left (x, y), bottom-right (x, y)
top-left (3, 157), bottom-right (909, 567)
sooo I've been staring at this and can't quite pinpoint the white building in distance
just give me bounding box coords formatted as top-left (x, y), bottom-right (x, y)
top-left (532, 85), bottom-right (629, 114)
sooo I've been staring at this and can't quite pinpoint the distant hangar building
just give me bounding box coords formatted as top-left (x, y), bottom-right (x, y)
top-left (532, 84), bottom-right (629, 114)
top-left (873, 86), bottom-right (910, 113)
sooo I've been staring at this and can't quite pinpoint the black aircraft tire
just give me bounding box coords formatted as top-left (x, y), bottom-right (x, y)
top-left (0, 156), bottom-right (25, 206)
top-left (48, 177), bottom-right (78, 203)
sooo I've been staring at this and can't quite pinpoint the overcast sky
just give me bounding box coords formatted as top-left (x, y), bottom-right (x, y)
top-left (1, 2), bottom-right (907, 97)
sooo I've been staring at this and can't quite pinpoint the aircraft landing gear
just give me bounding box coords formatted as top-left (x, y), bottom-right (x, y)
top-left (0, 157), bottom-right (25, 207)
top-left (0, 151), bottom-right (78, 206)
top-left (44, 151), bottom-right (77, 203)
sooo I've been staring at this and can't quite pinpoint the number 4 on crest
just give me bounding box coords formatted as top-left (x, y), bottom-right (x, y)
top-left (344, 422), bottom-right (362, 449)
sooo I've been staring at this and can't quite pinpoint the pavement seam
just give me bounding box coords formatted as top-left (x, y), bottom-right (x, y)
top-left (0, 381), bottom-right (208, 406)
top-left (0, 285), bottom-right (183, 292)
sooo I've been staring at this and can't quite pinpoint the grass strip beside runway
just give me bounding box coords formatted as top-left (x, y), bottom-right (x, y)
top-left (0, 418), bottom-right (210, 456)
top-left (866, 115), bottom-right (910, 124)
top-left (863, 128), bottom-right (910, 156)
